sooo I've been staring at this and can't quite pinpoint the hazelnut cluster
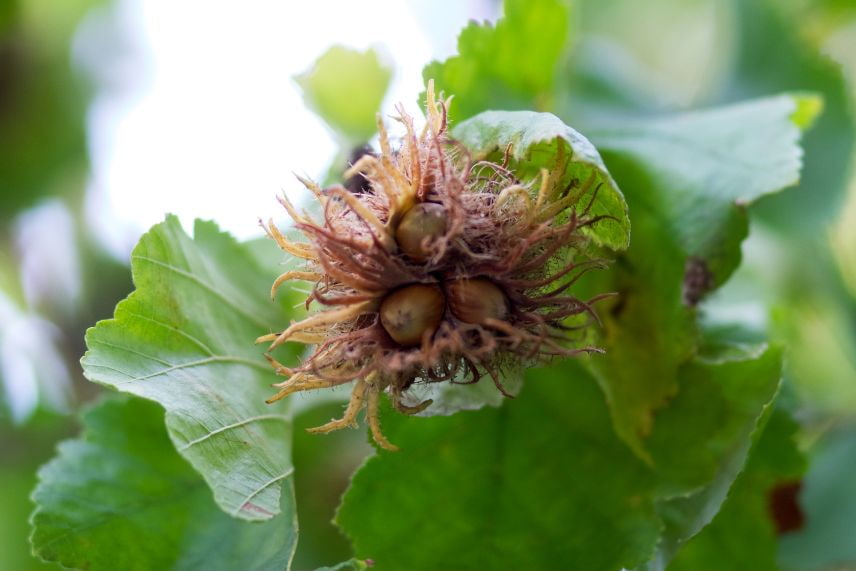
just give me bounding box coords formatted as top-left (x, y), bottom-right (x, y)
top-left (258, 83), bottom-right (610, 449)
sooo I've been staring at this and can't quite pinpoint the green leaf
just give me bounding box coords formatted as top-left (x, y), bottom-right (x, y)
top-left (0, 0), bottom-right (98, 219)
top-left (30, 396), bottom-right (296, 570)
top-left (586, 93), bottom-right (818, 284)
top-left (408, 366), bottom-right (524, 417)
top-left (725, 0), bottom-right (856, 234)
top-left (337, 360), bottom-right (660, 571)
top-left (779, 424), bottom-right (856, 570)
top-left (643, 342), bottom-right (785, 568)
top-left (296, 46), bottom-right (392, 144)
top-left (81, 215), bottom-right (299, 521)
top-left (315, 559), bottom-right (372, 571)
top-left (583, 190), bottom-right (693, 460)
top-left (789, 93), bottom-right (823, 131)
top-left (338, 332), bottom-right (783, 570)
top-left (423, 0), bottom-right (572, 123)
top-left (668, 409), bottom-right (805, 571)
top-left (452, 110), bottom-right (630, 250)
top-left (579, 95), bottom-right (813, 459)
top-left (290, 400), bottom-right (372, 569)
top-left (649, 341), bottom-right (782, 493)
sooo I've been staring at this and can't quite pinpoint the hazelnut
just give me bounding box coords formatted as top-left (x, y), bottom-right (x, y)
top-left (380, 284), bottom-right (445, 347)
top-left (394, 202), bottom-right (447, 263)
top-left (447, 277), bottom-right (508, 324)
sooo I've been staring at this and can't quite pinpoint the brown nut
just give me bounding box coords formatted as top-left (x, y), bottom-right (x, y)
top-left (380, 284), bottom-right (445, 347)
top-left (447, 277), bottom-right (508, 324)
top-left (394, 202), bottom-right (447, 263)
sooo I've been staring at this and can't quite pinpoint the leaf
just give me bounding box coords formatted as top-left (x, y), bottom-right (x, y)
top-left (296, 46), bottom-right (392, 144)
top-left (337, 329), bottom-right (783, 570)
top-left (0, 0), bottom-right (96, 219)
top-left (643, 342), bottom-right (785, 568)
top-left (649, 341), bottom-right (782, 494)
top-left (290, 400), bottom-right (372, 570)
top-left (337, 359), bottom-right (660, 571)
top-left (586, 93), bottom-right (818, 284)
top-left (30, 396), bottom-right (296, 570)
top-left (315, 559), bottom-right (372, 571)
top-left (81, 215), bottom-right (300, 521)
top-left (667, 408), bottom-right (805, 571)
top-left (407, 367), bottom-right (524, 417)
top-left (779, 424), bottom-right (856, 570)
top-left (724, 0), bottom-right (856, 234)
top-left (452, 110), bottom-right (630, 250)
top-left (583, 190), bottom-right (694, 460)
top-left (423, 0), bottom-right (572, 123)
top-left (580, 95), bottom-right (814, 458)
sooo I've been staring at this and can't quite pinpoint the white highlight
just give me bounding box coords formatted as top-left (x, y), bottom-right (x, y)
top-left (77, 0), bottom-right (494, 257)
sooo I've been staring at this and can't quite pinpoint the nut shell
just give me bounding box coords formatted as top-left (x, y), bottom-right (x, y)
top-left (447, 278), bottom-right (508, 324)
top-left (394, 202), bottom-right (447, 263)
top-left (380, 284), bottom-right (445, 347)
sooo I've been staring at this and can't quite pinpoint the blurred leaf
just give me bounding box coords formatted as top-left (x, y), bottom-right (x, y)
top-left (337, 360), bottom-right (660, 571)
top-left (31, 396), bottom-right (296, 570)
top-left (667, 408), bottom-right (805, 571)
top-left (725, 0), bottom-right (855, 233)
top-left (315, 559), bottom-right (372, 571)
top-left (581, 95), bottom-right (813, 459)
top-left (790, 93), bottom-right (824, 130)
top-left (586, 93), bottom-right (817, 284)
top-left (291, 400), bottom-right (372, 570)
top-left (0, 1), bottom-right (17, 34)
top-left (585, 197), bottom-right (694, 461)
top-left (645, 345), bottom-right (787, 569)
top-left (1, 470), bottom-right (55, 571)
top-left (774, 294), bottom-right (856, 415)
top-left (779, 424), bottom-right (856, 570)
top-left (296, 46), bottom-right (391, 144)
top-left (424, 0), bottom-right (572, 123)
top-left (0, 410), bottom-right (73, 571)
top-left (452, 109), bottom-right (630, 250)
top-left (649, 340), bottom-right (782, 495)
top-left (81, 216), bottom-right (300, 521)
top-left (0, 0), bottom-right (98, 219)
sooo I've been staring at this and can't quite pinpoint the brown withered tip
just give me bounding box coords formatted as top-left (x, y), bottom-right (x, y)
top-left (682, 256), bottom-right (714, 307)
top-left (768, 480), bottom-right (805, 535)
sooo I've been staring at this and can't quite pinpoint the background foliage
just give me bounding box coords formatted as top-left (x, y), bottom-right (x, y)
top-left (3, 0), bottom-right (856, 569)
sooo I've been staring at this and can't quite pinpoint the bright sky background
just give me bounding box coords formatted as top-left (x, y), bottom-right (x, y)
top-left (77, 0), bottom-right (494, 258)
top-left (3, 0), bottom-right (496, 424)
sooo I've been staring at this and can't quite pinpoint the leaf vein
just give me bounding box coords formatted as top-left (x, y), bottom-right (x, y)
top-left (179, 414), bottom-right (291, 450)
top-left (132, 255), bottom-right (269, 329)
top-left (122, 311), bottom-right (216, 356)
top-left (232, 468), bottom-right (295, 517)
top-left (113, 355), bottom-right (270, 385)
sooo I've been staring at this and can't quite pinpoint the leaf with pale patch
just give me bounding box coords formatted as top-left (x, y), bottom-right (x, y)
top-left (81, 215), bottom-right (300, 520)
